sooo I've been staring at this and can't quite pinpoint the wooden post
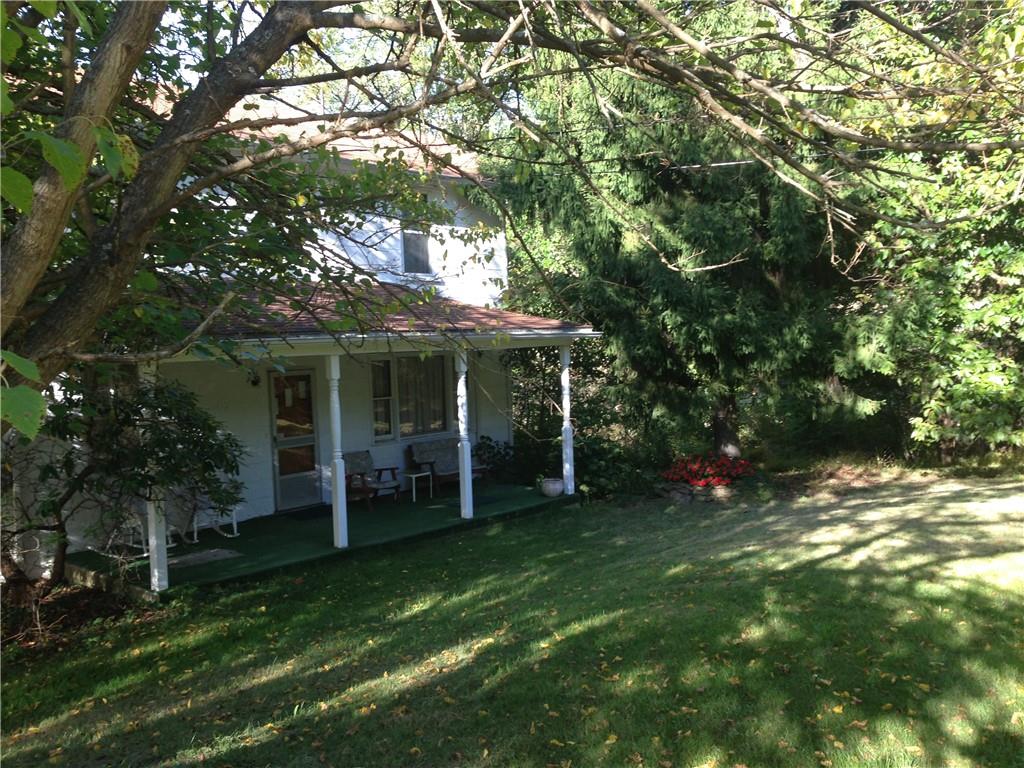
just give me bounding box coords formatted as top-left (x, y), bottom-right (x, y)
top-left (327, 355), bottom-right (348, 548)
top-left (560, 345), bottom-right (575, 495)
top-left (455, 350), bottom-right (474, 519)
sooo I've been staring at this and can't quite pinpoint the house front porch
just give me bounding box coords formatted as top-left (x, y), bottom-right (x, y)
top-left (66, 483), bottom-right (571, 592)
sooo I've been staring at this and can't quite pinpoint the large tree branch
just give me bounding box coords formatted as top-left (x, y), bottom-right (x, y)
top-left (15, 2), bottom-right (333, 383)
top-left (1, 1), bottom-right (168, 337)
top-left (166, 76), bottom-right (482, 212)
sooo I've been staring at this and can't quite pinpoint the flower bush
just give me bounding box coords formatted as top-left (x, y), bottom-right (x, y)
top-left (660, 453), bottom-right (755, 487)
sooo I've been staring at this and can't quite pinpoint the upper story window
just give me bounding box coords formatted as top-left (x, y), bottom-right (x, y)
top-left (402, 231), bottom-right (431, 274)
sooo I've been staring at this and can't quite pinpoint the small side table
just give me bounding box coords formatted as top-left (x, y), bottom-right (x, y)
top-left (407, 471), bottom-right (433, 503)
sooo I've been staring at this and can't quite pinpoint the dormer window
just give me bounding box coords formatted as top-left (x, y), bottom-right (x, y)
top-left (402, 230), bottom-right (430, 274)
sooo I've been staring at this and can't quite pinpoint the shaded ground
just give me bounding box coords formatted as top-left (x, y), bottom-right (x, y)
top-left (2, 476), bottom-right (1022, 768)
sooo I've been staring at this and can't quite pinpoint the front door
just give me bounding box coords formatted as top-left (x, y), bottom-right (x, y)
top-left (271, 371), bottom-right (321, 510)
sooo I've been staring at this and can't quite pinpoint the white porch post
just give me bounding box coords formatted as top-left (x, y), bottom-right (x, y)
top-left (327, 354), bottom-right (349, 548)
top-left (560, 345), bottom-right (575, 495)
top-left (139, 362), bottom-right (169, 591)
top-left (455, 349), bottom-right (474, 519)
top-left (147, 495), bottom-right (168, 592)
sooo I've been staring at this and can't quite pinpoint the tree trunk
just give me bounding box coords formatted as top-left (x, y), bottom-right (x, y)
top-left (712, 393), bottom-right (741, 458)
top-left (0, 544), bottom-right (36, 607)
top-left (0, 1), bottom-right (168, 337)
top-left (5, 2), bottom-right (323, 384)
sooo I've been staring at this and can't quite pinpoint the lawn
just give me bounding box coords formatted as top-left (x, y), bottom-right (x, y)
top-left (3, 475), bottom-right (1023, 767)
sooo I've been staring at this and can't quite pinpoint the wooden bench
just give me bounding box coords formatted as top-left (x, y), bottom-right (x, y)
top-left (407, 438), bottom-right (487, 486)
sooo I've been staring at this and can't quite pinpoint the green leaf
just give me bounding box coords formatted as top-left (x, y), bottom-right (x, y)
top-left (94, 127), bottom-right (123, 179)
top-left (27, 0), bottom-right (57, 19)
top-left (1, 350), bottom-right (41, 381)
top-left (1, 27), bottom-right (22, 65)
top-left (25, 132), bottom-right (86, 190)
top-left (0, 166), bottom-right (33, 213)
top-left (0, 79), bottom-right (13, 116)
top-left (1, 385), bottom-right (46, 439)
top-left (114, 133), bottom-right (139, 178)
top-left (64, 0), bottom-right (92, 35)
top-left (132, 270), bottom-right (160, 292)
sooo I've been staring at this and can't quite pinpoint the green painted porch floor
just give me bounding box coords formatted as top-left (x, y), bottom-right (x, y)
top-left (66, 484), bottom-right (569, 590)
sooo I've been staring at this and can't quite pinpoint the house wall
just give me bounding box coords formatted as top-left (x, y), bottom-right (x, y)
top-left (161, 349), bottom-right (512, 524)
top-left (322, 183), bottom-right (508, 307)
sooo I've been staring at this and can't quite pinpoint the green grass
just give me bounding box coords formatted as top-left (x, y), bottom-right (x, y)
top-left (3, 476), bottom-right (1023, 767)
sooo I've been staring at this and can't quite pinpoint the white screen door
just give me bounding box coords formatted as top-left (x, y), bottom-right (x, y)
top-left (271, 372), bottom-right (321, 510)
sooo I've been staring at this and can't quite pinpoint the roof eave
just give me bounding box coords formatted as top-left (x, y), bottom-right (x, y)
top-left (163, 328), bottom-right (602, 364)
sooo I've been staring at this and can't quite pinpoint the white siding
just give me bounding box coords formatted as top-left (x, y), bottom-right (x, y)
top-left (162, 350), bottom-right (512, 524)
top-left (319, 186), bottom-right (508, 307)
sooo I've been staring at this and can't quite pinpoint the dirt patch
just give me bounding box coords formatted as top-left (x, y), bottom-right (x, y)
top-left (1, 584), bottom-right (140, 654)
top-left (773, 462), bottom-right (925, 500)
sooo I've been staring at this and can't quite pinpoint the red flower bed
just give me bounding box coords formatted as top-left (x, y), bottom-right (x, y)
top-left (660, 453), bottom-right (754, 487)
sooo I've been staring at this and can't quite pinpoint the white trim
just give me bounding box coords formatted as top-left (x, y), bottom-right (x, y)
top-left (368, 351), bottom-right (456, 443)
top-left (162, 330), bottom-right (601, 364)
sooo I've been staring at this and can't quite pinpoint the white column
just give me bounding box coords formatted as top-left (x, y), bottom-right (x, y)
top-left (327, 355), bottom-right (348, 548)
top-left (455, 349), bottom-right (474, 519)
top-left (560, 345), bottom-right (575, 495)
top-left (147, 496), bottom-right (168, 592)
top-left (139, 362), bottom-right (169, 591)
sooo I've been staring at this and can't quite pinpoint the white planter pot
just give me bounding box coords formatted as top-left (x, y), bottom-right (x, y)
top-left (541, 478), bottom-right (565, 497)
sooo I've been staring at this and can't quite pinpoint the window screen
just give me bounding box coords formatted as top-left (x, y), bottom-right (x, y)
top-left (371, 360), bottom-right (393, 439)
top-left (398, 356), bottom-right (447, 437)
top-left (402, 231), bottom-right (430, 274)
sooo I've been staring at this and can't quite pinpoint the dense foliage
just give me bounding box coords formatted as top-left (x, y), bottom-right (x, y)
top-left (491, 3), bottom-right (1024, 465)
top-left (2, 374), bottom-right (243, 593)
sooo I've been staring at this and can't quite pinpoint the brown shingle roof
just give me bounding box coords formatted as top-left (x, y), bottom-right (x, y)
top-left (218, 283), bottom-right (590, 340)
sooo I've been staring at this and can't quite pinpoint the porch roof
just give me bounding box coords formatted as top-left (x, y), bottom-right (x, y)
top-left (216, 283), bottom-right (598, 345)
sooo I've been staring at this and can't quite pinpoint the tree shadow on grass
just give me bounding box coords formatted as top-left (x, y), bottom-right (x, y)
top-left (2, 479), bottom-right (1022, 767)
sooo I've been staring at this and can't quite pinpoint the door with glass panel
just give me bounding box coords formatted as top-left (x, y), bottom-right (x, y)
top-left (271, 371), bottom-right (321, 510)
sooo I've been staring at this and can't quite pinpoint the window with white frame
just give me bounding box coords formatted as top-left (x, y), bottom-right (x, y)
top-left (371, 355), bottom-right (450, 440)
top-left (371, 360), bottom-right (394, 440)
top-left (398, 356), bottom-right (448, 437)
top-left (402, 230), bottom-right (431, 274)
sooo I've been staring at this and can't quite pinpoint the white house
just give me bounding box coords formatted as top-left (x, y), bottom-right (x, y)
top-left (137, 170), bottom-right (597, 591)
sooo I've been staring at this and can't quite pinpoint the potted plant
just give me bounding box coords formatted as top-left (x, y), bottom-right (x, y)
top-left (540, 477), bottom-right (565, 497)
